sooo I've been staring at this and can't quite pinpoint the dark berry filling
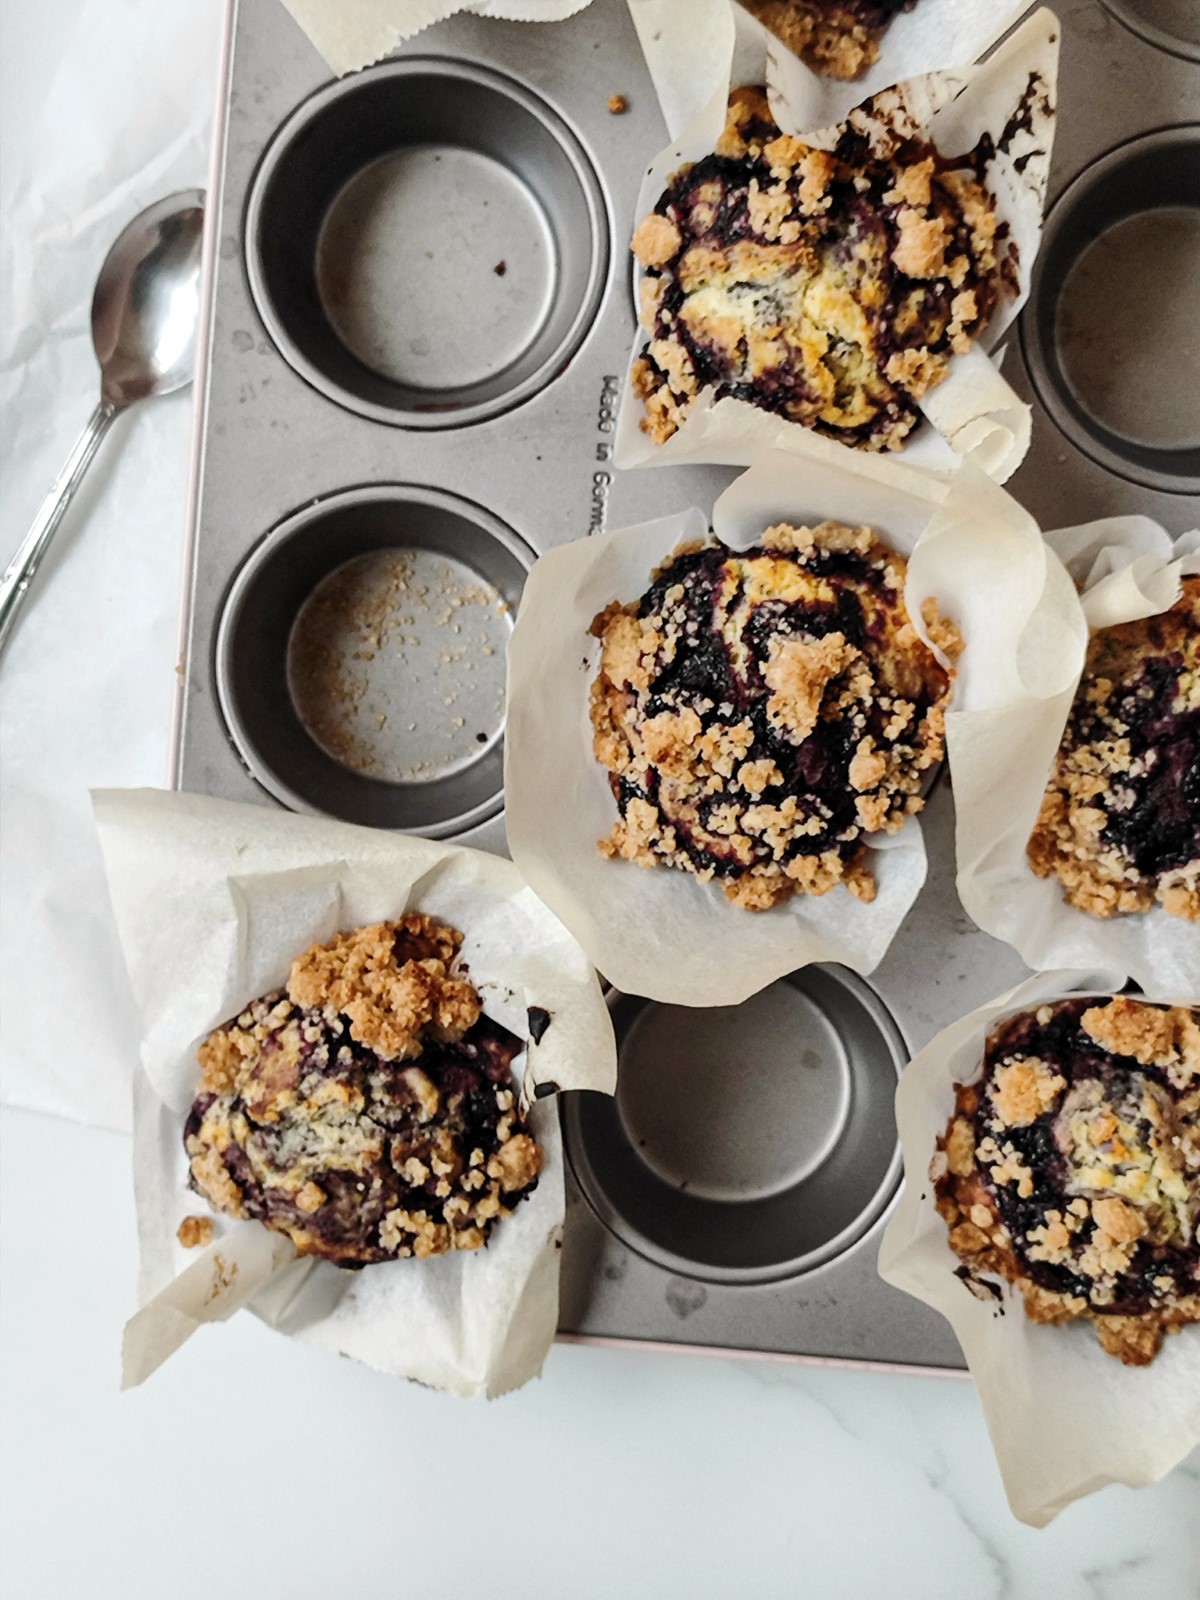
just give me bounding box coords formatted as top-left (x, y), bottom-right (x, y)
top-left (1079, 653), bottom-right (1200, 880)
top-left (636, 111), bottom-right (1010, 450)
top-left (184, 1002), bottom-right (531, 1265)
top-left (974, 1001), bottom-right (1198, 1317)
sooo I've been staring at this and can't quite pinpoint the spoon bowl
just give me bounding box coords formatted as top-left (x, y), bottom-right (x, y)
top-left (92, 190), bottom-right (205, 407)
top-left (0, 188), bottom-right (206, 657)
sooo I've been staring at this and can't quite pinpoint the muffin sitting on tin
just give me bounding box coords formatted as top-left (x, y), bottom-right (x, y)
top-left (934, 995), bottom-right (1200, 1366)
top-left (1027, 577), bottom-right (1199, 922)
top-left (630, 88), bottom-right (1011, 453)
top-left (739, 0), bottom-right (917, 80)
top-left (589, 517), bottom-right (957, 909)
top-left (183, 915), bottom-right (542, 1263)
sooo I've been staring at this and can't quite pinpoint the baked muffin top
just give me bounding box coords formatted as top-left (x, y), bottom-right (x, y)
top-left (935, 995), bottom-right (1200, 1365)
top-left (590, 519), bottom-right (957, 909)
top-left (739, 0), bottom-right (917, 82)
top-left (631, 88), bottom-right (1011, 452)
top-left (185, 916), bottom-right (542, 1265)
top-left (1028, 577), bottom-right (1199, 923)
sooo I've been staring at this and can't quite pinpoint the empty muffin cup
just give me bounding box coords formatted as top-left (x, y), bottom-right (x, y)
top-left (563, 967), bottom-right (907, 1285)
top-left (246, 57), bottom-right (609, 427)
top-left (1022, 127), bottom-right (1200, 493)
top-left (1099, 0), bottom-right (1200, 62)
top-left (216, 485), bottom-right (533, 834)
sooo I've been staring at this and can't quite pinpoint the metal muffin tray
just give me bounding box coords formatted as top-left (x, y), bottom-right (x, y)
top-left (175, 0), bottom-right (1200, 1375)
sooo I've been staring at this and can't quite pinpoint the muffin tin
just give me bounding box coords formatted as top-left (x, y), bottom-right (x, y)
top-left (216, 484), bottom-right (532, 832)
top-left (1007, 4), bottom-right (1200, 518)
top-left (175, 0), bottom-right (1199, 1375)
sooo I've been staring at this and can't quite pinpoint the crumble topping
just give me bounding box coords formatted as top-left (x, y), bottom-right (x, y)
top-left (1028, 578), bottom-right (1200, 922)
top-left (184, 917), bottom-right (542, 1265)
top-left (630, 87), bottom-right (1011, 452)
top-left (589, 519), bottom-right (957, 909)
top-left (739, 0), bottom-right (917, 80)
top-left (287, 918), bottom-right (480, 1061)
top-left (989, 1056), bottom-right (1066, 1127)
top-left (176, 1215), bottom-right (213, 1250)
top-left (935, 996), bottom-right (1200, 1365)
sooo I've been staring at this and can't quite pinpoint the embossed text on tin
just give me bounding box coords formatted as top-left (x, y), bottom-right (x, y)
top-left (589, 374), bottom-right (620, 534)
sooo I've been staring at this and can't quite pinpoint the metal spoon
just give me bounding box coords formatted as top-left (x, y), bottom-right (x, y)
top-left (0, 189), bottom-right (206, 659)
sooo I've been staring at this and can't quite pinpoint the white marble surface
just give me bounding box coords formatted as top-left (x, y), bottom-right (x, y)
top-left (1, 1104), bottom-right (1197, 1597)
top-left (0, 0), bottom-right (1197, 1588)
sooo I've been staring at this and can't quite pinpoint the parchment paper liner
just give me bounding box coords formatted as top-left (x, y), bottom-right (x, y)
top-left (279, 0), bottom-right (595, 76)
top-left (615, 7), bottom-right (1059, 484)
top-left (505, 448), bottom-right (1081, 1007)
top-left (879, 969), bottom-right (1200, 1527)
top-left (94, 788), bottom-right (616, 1396)
top-left (628, 0), bottom-right (1038, 140)
top-left (952, 520), bottom-right (1200, 994)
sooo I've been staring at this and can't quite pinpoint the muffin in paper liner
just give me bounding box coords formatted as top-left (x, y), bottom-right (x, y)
top-left (93, 789), bottom-right (616, 1397)
top-left (279, 0), bottom-right (595, 75)
top-left (628, 0), bottom-right (1037, 138)
top-left (614, 6), bottom-right (1058, 484)
top-left (504, 447), bottom-right (1080, 1007)
top-left (952, 519), bottom-right (1200, 994)
top-left (878, 970), bottom-right (1200, 1527)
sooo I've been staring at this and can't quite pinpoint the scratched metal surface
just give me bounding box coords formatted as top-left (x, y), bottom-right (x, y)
top-left (177, 0), bottom-right (1197, 1371)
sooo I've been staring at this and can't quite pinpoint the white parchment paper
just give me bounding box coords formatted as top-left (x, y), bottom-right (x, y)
top-left (614, 8), bottom-right (1059, 484)
top-left (505, 449), bottom-right (1077, 1005)
top-left (629, 0), bottom-right (1037, 140)
top-left (94, 788), bottom-right (616, 1396)
top-left (278, 0), bottom-right (595, 75)
top-left (953, 521), bottom-right (1200, 994)
top-left (0, 0), bottom-right (218, 1134)
top-left (879, 971), bottom-right (1200, 1527)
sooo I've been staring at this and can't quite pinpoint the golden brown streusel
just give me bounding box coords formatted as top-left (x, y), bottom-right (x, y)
top-left (630, 87), bottom-right (1011, 452)
top-left (935, 996), bottom-right (1200, 1366)
top-left (1028, 578), bottom-right (1199, 922)
top-left (589, 519), bottom-right (956, 909)
top-left (287, 915), bottom-right (482, 1062)
top-left (176, 1215), bottom-right (213, 1250)
top-left (184, 918), bottom-right (542, 1265)
top-left (739, 0), bottom-right (916, 80)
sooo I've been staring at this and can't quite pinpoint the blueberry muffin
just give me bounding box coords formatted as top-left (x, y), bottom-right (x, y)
top-left (1028, 578), bottom-right (1199, 922)
top-left (589, 519), bottom-right (958, 909)
top-left (631, 88), bottom-right (1011, 452)
top-left (184, 917), bottom-right (542, 1264)
top-left (935, 996), bottom-right (1200, 1366)
top-left (739, 0), bottom-right (917, 80)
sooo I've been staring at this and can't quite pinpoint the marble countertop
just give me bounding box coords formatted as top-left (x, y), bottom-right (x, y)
top-left (0, 0), bottom-right (1196, 1590)
top-left (2, 1104), bottom-right (1196, 1597)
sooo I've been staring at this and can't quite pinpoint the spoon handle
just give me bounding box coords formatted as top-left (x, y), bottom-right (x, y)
top-left (0, 399), bottom-right (119, 660)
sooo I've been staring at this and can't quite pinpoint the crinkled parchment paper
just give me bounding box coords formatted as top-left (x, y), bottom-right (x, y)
top-left (614, 8), bottom-right (1059, 483)
top-left (0, 0), bottom-right (217, 1133)
top-left (953, 520), bottom-right (1200, 994)
top-left (505, 449), bottom-right (1076, 1005)
top-left (879, 970), bottom-right (1200, 1526)
top-left (279, 0), bottom-right (595, 75)
top-left (94, 789), bottom-right (616, 1396)
top-left (629, 0), bottom-right (1036, 139)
